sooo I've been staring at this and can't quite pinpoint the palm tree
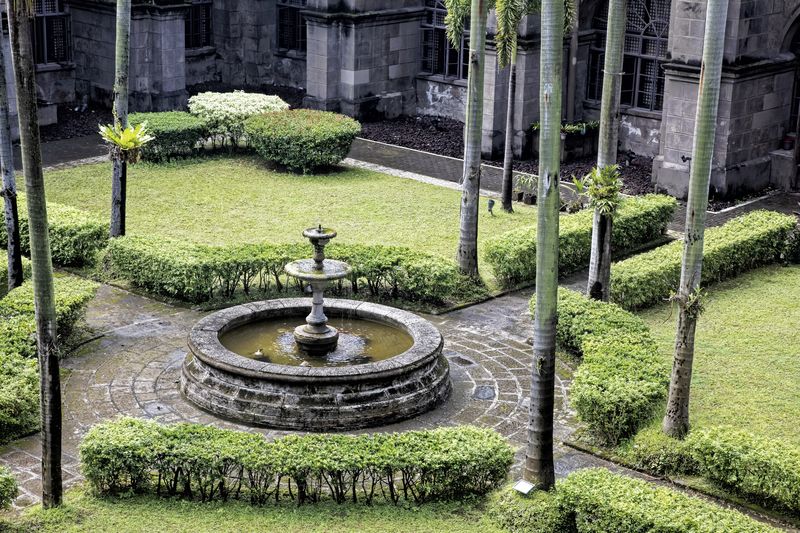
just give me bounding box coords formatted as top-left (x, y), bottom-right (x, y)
top-left (500, 40), bottom-right (518, 213)
top-left (586, 0), bottom-right (626, 301)
top-left (448, 0), bottom-right (488, 277)
top-left (663, 0), bottom-right (729, 439)
top-left (525, 0), bottom-right (564, 490)
top-left (0, 29), bottom-right (22, 291)
top-left (7, 0), bottom-right (62, 508)
top-left (110, 0), bottom-right (131, 238)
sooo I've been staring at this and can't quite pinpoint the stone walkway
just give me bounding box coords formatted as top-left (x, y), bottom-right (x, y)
top-left (1, 283), bottom-right (614, 508)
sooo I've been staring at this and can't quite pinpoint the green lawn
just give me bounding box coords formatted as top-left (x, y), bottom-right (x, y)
top-left (638, 264), bottom-right (800, 445)
top-left (38, 156), bottom-right (535, 283)
top-left (1, 489), bottom-right (500, 533)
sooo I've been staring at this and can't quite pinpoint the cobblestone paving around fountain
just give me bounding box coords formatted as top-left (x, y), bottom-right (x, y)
top-left (0, 283), bottom-right (614, 508)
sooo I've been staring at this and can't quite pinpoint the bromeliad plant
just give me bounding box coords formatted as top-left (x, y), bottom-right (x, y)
top-left (99, 122), bottom-right (154, 164)
top-left (585, 164), bottom-right (622, 215)
top-left (585, 164), bottom-right (622, 300)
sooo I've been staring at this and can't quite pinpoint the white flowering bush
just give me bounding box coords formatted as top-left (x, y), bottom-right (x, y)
top-left (188, 91), bottom-right (289, 147)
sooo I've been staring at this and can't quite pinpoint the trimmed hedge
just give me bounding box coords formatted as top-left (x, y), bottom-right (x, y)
top-left (688, 427), bottom-right (800, 514)
top-left (80, 418), bottom-right (513, 505)
top-left (0, 254), bottom-right (31, 298)
top-left (610, 210), bottom-right (798, 309)
top-left (129, 111), bottom-right (208, 161)
top-left (539, 288), bottom-right (668, 445)
top-left (0, 275), bottom-right (98, 444)
top-left (0, 466), bottom-right (18, 509)
top-left (489, 468), bottom-right (777, 532)
top-left (245, 109), bottom-right (361, 172)
top-left (0, 196), bottom-right (109, 267)
top-left (485, 194), bottom-right (676, 288)
top-left (102, 236), bottom-right (487, 306)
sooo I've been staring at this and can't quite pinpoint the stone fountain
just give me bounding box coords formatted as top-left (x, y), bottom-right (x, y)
top-left (284, 225), bottom-right (350, 355)
top-left (180, 226), bottom-right (451, 431)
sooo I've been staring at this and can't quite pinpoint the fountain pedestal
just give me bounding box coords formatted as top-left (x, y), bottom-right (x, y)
top-left (284, 226), bottom-right (351, 355)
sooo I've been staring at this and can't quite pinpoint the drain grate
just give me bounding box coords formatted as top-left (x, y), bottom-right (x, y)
top-left (472, 385), bottom-right (496, 401)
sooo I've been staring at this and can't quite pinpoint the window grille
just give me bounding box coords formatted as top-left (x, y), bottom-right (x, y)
top-left (186, 0), bottom-right (213, 49)
top-left (420, 0), bottom-right (469, 80)
top-left (33, 0), bottom-right (72, 64)
top-left (587, 0), bottom-right (669, 112)
top-left (277, 0), bottom-right (307, 54)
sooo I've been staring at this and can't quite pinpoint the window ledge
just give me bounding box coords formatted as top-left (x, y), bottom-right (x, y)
top-left (35, 62), bottom-right (75, 73)
top-left (186, 46), bottom-right (216, 58)
top-left (274, 49), bottom-right (307, 60)
top-left (416, 74), bottom-right (468, 87)
top-left (583, 100), bottom-right (663, 120)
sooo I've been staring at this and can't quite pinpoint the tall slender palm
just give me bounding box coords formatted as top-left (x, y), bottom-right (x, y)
top-left (448, 0), bottom-right (488, 277)
top-left (565, 0), bottom-right (579, 123)
top-left (586, 0), bottom-right (626, 300)
top-left (0, 28), bottom-right (22, 291)
top-left (500, 40), bottom-right (517, 213)
top-left (7, 0), bottom-right (62, 507)
top-left (110, 0), bottom-right (131, 237)
top-left (525, 0), bottom-right (563, 490)
top-left (663, 0), bottom-right (729, 439)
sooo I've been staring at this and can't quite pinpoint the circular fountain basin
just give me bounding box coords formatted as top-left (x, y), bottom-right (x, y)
top-left (181, 298), bottom-right (451, 431)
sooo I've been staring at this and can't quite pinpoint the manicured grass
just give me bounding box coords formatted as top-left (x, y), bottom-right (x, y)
top-left (1, 489), bottom-right (501, 533)
top-left (38, 156), bottom-right (535, 283)
top-left (638, 264), bottom-right (800, 445)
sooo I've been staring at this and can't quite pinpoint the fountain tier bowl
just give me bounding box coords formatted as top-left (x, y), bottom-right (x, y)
top-left (181, 298), bottom-right (451, 431)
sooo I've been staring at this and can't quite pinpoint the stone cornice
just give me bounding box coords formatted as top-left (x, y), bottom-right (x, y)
top-left (663, 54), bottom-right (796, 81)
top-left (302, 6), bottom-right (424, 25)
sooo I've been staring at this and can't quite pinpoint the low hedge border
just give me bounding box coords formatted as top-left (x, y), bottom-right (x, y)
top-left (129, 111), bottom-right (209, 162)
top-left (0, 196), bottom-right (109, 267)
top-left (0, 466), bottom-right (18, 509)
top-left (488, 468), bottom-right (779, 532)
top-left (537, 288), bottom-right (668, 445)
top-left (610, 210), bottom-right (799, 309)
top-left (102, 236), bottom-right (488, 307)
top-left (485, 194), bottom-right (676, 288)
top-left (80, 418), bottom-right (513, 505)
top-left (0, 255), bottom-right (31, 298)
top-left (0, 275), bottom-right (98, 444)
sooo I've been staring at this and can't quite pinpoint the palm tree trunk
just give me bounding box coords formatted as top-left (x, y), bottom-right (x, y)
top-left (525, 0), bottom-right (563, 491)
top-left (501, 42), bottom-right (517, 213)
top-left (7, 0), bottom-right (62, 508)
top-left (456, 0), bottom-right (487, 277)
top-left (566, 0), bottom-right (579, 123)
top-left (110, 0), bottom-right (131, 238)
top-left (0, 29), bottom-right (22, 291)
top-left (663, 0), bottom-right (729, 439)
top-left (586, 0), bottom-right (626, 301)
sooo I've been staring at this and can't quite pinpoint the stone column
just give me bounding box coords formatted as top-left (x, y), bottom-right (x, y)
top-left (303, 1), bottom-right (424, 119)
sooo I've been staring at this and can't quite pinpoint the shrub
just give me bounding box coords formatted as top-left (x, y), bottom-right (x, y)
top-left (102, 236), bottom-right (486, 306)
top-left (188, 91), bottom-right (289, 146)
top-left (0, 276), bottom-right (99, 340)
top-left (245, 109), bottom-right (361, 172)
top-left (0, 255), bottom-right (31, 298)
top-left (622, 425), bottom-right (699, 476)
top-left (0, 275), bottom-right (98, 444)
top-left (0, 466), bottom-right (18, 509)
top-left (539, 289), bottom-right (668, 445)
top-left (485, 194), bottom-right (676, 288)
top-left (0, 196), bottom-right (109, 267)
top-left (80, 418), bottom-right (514, 505)
top-left (128, 111), bottom-right (208, 161)
top-left (610, 210), bottom-right (797, 309)
top-left (559, 468), bottom-right (778, 532)
top-left (688, 427), bottom-right (800, 514)
top-left (486, 487), bottom-right (571, 533)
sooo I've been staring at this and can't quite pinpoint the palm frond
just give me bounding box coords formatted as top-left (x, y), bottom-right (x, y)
top-left (444, 0), bottom-right (472, 47)
top-left (495, 0), bottom-right (524, 67)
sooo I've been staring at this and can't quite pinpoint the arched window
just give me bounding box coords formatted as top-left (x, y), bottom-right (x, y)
top-left (587, 0), bottom-right (670, 112)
